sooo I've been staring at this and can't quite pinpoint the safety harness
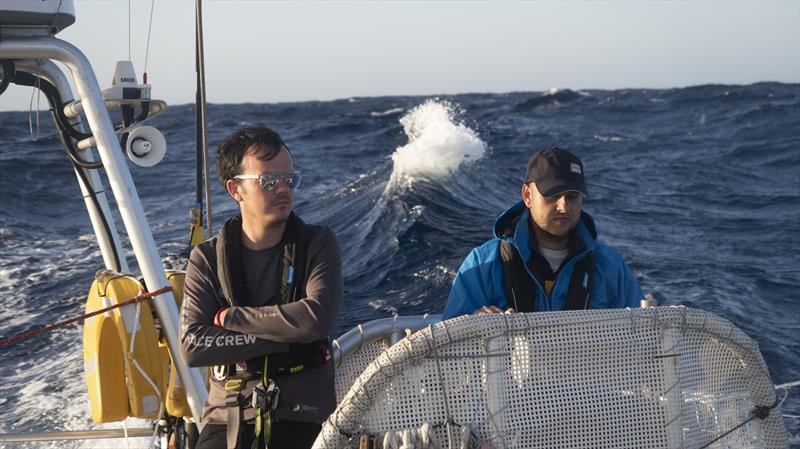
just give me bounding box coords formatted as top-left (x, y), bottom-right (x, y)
top-left (223, 357), bottom-right (280, 449)
top-left (499, 212), bottom-right (597, 312)
top-left (213, 213), bottom-right (331, 449)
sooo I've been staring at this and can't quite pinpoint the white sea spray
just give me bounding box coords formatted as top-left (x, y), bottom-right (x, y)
top-left (387, 99), bottom-right (486, 188)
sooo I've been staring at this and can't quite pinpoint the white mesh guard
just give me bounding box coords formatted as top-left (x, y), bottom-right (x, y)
top-left (317, 307), bottom-right (787, 449)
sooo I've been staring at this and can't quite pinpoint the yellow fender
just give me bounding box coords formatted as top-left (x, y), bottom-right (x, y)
top-left (83, 271), bottom-right (166, 423)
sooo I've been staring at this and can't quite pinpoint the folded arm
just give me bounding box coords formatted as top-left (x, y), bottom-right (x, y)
top-left (179, 244), bottom-right (288, 367)
top-left (221, 228), bottom-right (344, 343)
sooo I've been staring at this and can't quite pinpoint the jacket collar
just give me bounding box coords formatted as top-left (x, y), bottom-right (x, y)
top-left (493, 201), bottom-right (598, 261)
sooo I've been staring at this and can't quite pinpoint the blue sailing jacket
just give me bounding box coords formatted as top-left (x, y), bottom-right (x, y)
top-left (443, 202), bottom-right (643, 319)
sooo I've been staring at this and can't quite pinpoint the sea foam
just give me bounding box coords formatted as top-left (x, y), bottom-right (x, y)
top-left (388, 99), bottom-right (486, 188)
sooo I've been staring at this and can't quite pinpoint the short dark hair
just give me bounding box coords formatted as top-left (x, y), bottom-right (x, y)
top-left (216, 125), bottom-right (290, 187)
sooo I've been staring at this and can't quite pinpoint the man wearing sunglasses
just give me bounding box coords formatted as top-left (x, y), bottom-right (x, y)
top-left (443, 147), bottom-right (643, 319)
top-left (181, 125), bottom-right (343, 449)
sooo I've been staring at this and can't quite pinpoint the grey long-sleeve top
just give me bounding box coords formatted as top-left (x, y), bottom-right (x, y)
top-left (180, 225), bottom-right (343, 424)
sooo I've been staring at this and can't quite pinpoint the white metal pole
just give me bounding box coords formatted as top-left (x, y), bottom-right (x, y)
top-left (0, 428), bottom-right (153, 443)
top-left (0, 36), bottom-right (208, 419)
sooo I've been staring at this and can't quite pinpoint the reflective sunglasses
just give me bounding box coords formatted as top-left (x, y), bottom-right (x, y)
top-left (233, 171), bottom-right (302, 191)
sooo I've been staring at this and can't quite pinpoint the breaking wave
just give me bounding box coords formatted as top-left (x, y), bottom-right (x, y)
top-left (388, 99), bottom-right (486, 188)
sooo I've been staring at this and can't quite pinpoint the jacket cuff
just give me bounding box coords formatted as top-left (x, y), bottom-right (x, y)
top-left (214, 307), bottom-right (228, 327)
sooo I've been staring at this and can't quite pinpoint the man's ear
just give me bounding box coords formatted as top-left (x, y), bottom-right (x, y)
top-left (521, 183), bottom-right (534, 208)
top-left (226, 179), bottom-right (243, 202)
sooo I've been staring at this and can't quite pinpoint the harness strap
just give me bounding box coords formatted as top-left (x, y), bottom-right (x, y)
top-left (280, 214), bottom-right (309, 305)
top-left (224, 371), bottom-right (255, 449)
top-left (225, 391), bottom-right (242, 449)
top-left (564, 252), bottom-right (596, 310)
top-left (500, 240), bottom-right (535, 312)
top-left (279, 236), bottom-right (296, 306)
top-left (251, 412), bottom-right (271, 449)
top-left (216, 215), bottom-right (245, 308)
top-left (252, 357), bottom-right (275, 449)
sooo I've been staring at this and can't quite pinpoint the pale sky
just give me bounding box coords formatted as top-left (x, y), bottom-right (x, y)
top-left (1, 0), bottom-right (799, 111)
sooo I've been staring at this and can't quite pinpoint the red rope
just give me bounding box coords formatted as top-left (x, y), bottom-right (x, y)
top-left (0, 285), bottom-right (173, 347)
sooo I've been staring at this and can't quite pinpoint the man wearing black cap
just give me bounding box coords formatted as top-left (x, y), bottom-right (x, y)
top-left (442, 147), bottom-right (643, 318)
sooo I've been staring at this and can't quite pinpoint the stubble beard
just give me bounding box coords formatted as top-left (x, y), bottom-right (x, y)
top-left (264, 210), bottom-right (291, 229)
top-left (264, 193), bottom-right (293, 228)
top-left (532, 218), bottom-right (575, 249)
top-left (539, 227), bottom-right (569, 246)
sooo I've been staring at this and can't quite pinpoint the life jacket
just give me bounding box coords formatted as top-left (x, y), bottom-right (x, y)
top-left (499, 212), bottom-right (596, 312)
top-left (213, 212), bottom-right (331, 379)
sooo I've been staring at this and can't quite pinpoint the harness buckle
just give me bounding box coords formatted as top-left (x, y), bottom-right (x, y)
top-left (224, 378), bottom-right (245, 392)
top-left (223, 369), bottom-right (257, 392)
top-left (252, 379), bottom-right (280, 412)
top-left (265, 380), bottom-right (279, 412)
top-left (251, 384), bottom-right (266, 409)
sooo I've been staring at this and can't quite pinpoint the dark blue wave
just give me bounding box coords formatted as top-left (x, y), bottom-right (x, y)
top-left (1, 83), bottom-right (798, 439)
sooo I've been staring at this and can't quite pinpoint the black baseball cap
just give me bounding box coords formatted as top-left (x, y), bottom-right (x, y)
top-left (524, 147), bottom-right (588, 197)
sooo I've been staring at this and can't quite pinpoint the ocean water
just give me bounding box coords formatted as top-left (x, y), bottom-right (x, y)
top-left (0, 83), bottom-right (798, 447)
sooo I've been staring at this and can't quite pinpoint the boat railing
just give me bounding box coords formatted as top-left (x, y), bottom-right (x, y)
top-left (317, 307), bottom-right (790, 449)
top-left (332, 315), bottom-right (442, 402)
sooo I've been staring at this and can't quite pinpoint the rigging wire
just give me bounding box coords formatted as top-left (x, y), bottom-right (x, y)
top-left (775, 380), bottom-right (800, 420)
top-left (29, 0), bottom-right (65, 142)
top-left (48, 0), bottom-right (64, 35)
top-left (697, 394), bottom-right (782, 449)
top-left (128, 0), bottom-right (132, 61)
top-left (27, 62), bottom-right (42, 141)
top-left (143, 0), bottom-right (156, 78)
top-left (0, 286), bottom-right (172, 347)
